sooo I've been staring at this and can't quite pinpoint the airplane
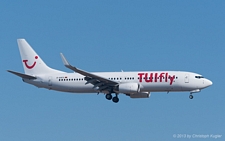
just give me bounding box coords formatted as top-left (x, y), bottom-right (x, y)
top-left (7, 39), bottom-right (213, 103)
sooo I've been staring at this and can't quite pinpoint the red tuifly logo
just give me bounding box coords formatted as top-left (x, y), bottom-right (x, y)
top-left (138, 72), bottom-right (175, 85)
top-left (23, 56), bottom-right (38, 69)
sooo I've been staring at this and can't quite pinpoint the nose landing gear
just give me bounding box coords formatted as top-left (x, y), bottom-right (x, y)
top-left (189, 94), bottom-right (193, 99)
top-left (189, 89), bottom-right (201, 99)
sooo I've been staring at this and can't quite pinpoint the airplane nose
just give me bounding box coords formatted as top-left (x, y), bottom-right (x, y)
top-left (205, 79), bottom-right (213, 87)
top-left (209, 80), bottom-right (213, 85)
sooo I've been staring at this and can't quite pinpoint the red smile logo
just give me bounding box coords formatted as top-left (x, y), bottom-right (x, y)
top-left (23, 56), bottom-right (38, 69)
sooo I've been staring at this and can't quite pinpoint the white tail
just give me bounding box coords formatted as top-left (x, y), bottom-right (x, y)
top-left (18, 39), bottom-right (63, 75)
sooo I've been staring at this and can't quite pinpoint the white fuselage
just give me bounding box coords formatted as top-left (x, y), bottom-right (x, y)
top-left (24, 71), bottom-right (212, 93)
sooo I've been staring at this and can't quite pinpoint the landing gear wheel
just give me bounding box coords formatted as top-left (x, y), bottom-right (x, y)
top-left (189, 95), bottom-right (193, 99)
top-left (105, 94), bottom-right (112, 100)
top-left (112, 96), bottom-right (119, 103)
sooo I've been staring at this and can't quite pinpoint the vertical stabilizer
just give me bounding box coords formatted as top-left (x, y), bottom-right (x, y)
top-left (17, 39), bottom-right (62, 75)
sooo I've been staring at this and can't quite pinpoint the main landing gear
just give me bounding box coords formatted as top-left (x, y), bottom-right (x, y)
top-left (105, 94), bottom-right (119, 103)
top-left (105, 94), bottom-right (112, 100)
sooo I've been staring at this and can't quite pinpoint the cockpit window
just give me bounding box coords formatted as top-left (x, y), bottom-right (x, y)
top-left (195, 76), bottom-right (204, 79)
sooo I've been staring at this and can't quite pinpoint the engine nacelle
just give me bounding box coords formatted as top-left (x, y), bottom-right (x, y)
top-left (118, 83), bottom-right (139, 94)
top-left (129, 92), bottom-right (150, 98)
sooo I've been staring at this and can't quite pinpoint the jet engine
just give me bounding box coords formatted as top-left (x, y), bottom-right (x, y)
top-left (118, 83), bottom-right (139, 94)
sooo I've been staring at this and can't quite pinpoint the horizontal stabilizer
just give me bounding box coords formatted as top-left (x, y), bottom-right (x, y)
top-left (7, 70), bottom-right (36, 79)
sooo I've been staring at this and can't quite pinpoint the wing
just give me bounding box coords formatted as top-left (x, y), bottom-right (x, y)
top-left (60, 53), bottom-right (118, 93)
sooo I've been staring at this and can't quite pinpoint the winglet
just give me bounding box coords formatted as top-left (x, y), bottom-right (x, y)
top-left (60, 53), bottom-right (70, 66)
top-left (60, 53), bottom-right (79, 72)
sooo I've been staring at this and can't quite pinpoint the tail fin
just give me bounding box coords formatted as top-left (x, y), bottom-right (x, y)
top-left (18, 39), bottom-right (63, 75)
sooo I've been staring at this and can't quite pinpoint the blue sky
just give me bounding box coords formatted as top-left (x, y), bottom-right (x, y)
top-left (1, 1), bottom-right (224, 140)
